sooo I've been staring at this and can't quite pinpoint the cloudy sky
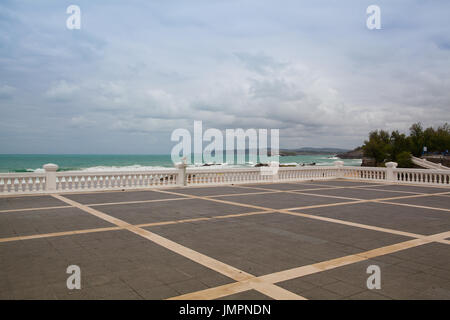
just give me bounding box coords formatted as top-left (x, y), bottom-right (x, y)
top-left (1, 0), bottom-right (449, 154)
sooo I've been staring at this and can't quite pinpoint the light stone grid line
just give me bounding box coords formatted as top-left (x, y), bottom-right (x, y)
top-left (0, 180), bottom-right (449, 300)
top-left (0, 210), bottom-right (275, 243)
top-left (1, 183), bottom-right (448, 243)
top-left (169, 230), bottom-right (450, 300)
top-left (50, 194), bottom-right (306, 300)
top-left (1, 180), bottom-right (447, 214)
top-left (150, 187), bottom-right (450, 237)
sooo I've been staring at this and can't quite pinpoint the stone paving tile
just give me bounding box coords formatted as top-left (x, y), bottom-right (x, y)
top-left (366, 184), bottom-right (450, 194)
top-left (0, 230), bottom-right (232, 299)
top-left (277, 243), bottom-right (450, 300)
top-left (97, 198), bottom-right (255, 224)
top-left (298, 202), bottom-right (450, 235)
top-left (0, 207), bottom-right (114, 238)
top-left (221, 192), bottom-right (354, 210)
top-left (65, 190), bottom-right (187, 205)
top-left (345, 291), bottom-right (390, 300)
top-left (146, 213), bottom-right (410, 277)
top-left (239, 183), bottom-right (332, 191)
top-left (0, 195), bottom-right (67, 210)
top-left (294, 180), bottom-right (384, 187)
top-left (297, 287), bottom-right (343, 300)
top-left (171, 186), bottom-right (267, 196)
top-left (387, 195), bottom-right (450, 210)
top-left (218, 290), bottom-right (273, 300)
top-left (298, 187), bottom-right (418, 200)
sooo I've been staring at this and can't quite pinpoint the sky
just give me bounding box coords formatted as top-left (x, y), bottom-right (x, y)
top-left (0, 0), bottom-right (449, 154)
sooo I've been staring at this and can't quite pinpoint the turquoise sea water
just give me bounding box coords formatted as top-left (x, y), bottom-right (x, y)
top-left (0, 154), bottom-right (361, 173)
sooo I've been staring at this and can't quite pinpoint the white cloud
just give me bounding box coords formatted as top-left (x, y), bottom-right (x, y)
top-left (1, 1), bottom-right (450, 153)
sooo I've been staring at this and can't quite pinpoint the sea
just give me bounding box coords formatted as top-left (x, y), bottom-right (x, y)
top-left (0, 154), bottom-right (362, 173)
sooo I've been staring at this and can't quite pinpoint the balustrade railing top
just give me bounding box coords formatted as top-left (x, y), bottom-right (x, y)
top-left (1, 162), bottom-right (449, 195)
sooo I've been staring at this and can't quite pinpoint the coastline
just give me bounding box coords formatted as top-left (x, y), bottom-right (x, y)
top-left (0, 154), bottom-right (362, 173)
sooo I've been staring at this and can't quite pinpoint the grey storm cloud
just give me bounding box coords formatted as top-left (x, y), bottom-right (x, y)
top-left (0, 0), bottom-right (450, 154)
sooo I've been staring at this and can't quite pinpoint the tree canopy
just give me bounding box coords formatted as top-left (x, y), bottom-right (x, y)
top-left (362, 123), bottom-right (450, 167)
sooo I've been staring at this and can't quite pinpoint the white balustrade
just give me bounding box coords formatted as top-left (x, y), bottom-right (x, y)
top-left (394, 168), bottom-right (450, 186)
top-left (55, 170), bottom-right (179, 192)
top-left (0, 173), bottom-right (46, 194)
top-left (341, 167), bottom-right (387, 181)
top-left (0, 162), bottom-right (449, 195)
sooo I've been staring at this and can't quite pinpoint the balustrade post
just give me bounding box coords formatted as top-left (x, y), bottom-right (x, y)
top-left (333, 161), bottom-right (344, 178)
top-left (175, 161), bottom-right (187, 186)
top-left (269, 161), bottom-right (279, 182)
top-left (43, 163), bottom-right (59, 192)
top-left (385, 162), bottom-right (398, 182)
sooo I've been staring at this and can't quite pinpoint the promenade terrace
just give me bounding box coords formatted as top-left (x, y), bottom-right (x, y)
top-left (0, 164), bottom-right (449, 299)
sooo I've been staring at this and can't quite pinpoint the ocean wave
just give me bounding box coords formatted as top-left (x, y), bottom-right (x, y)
top-left (13, 158), bottom-right (363, 173)
top-left (78, 165), bottom-right (171, 172)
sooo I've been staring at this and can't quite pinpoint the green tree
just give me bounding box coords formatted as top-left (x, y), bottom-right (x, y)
top-left (389, 130), bottom-right (410, 161)
top-left (408, 123), bottom-right (424, 156)
top-left (396, 151), bottom-right (413, 168)
top-left (362, 130), bottom-right (390, 166)
top-left (362, 123), bottom-right (450, 168)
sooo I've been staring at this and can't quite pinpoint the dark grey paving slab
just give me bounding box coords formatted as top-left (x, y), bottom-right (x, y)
top-left (298, 202), bottom-right (450, 235)
top-left (146, 213), bottom-right (410, 277)
top-left (386, 195), bottom-right (450, 210)
top-left (366, 184), bottom-right (450, 194)
top-left (239, 183), bottom-right (332, 191)
top-left (0, 207), bottom-right (114, 238)
top-left (218, 290), bottom-right (273, 300)
top-left (97, 198), bottom-right (254, 224)
top-left (0, 195), bottom-right (67, 210)
top-left (221, 192), bottom-right (354, 210)
top-left (296, 180), bottom-right (384, 187)
top-left (277, 243), bottom-right (450, 300)
top-left (172, 186), bottom-right (267, 196)
top-left (0, 230), bottom-right (232, 299)
top-left (65, 190), bottom-right (187, 205)
top-left (298, 187), bottom-right (418, 200)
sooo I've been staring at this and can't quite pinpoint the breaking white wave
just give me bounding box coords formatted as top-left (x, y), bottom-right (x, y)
top-left (78, 165), bottom-right (171, 172)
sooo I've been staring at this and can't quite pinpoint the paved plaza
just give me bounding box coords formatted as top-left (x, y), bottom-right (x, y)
top-left (0, 179), bottom-right (449, 300)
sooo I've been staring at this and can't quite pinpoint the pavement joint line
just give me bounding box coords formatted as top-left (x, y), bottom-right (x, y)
top-left (374, 200), bottom-right (450, 213)
top-left (354, 187), bottom-right (423, 195)
top-left (88, 197), bottom-right (194, 207)
top-left (1, 180), bottom-right (446, 213)
top-left (150, 187), bottom-right (450, 245)
top-left (284, 190), bottom-right (450, 211)
top-left (169, 230), bottom-right (450, 300)
top-left (231, 183), bottom-right (450, 201)
top-left (134, 210), bottom-right (275, 228)
top-left (0, 205), bottom-right (74, 214)
top-left (0, 184), bottom-right (370, 213)
top-left (367, 191), bottom-right (450, 201)
top-left (0, 226), bottom-right (123, 243)
top-left (49, 193), bottom-right (305, 300)
top-left (1, 182), bottom-right (447, 299)
top-left (207, 190), bottom-right (285, 198)
top-left (230, 184), bottom-right (436, 202)
top-left (232, 184), bottom-right (363, 201)
top-left (356, 181), bottom-right (450, 189)
top-left (0, 210), bottom-right (275, 243)
top-left (3, 187), bottom-right (447, 247)
top-left (278, 209), bottom-right (429, 240)
top-left (286, 190), bottom-right (362, 201)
